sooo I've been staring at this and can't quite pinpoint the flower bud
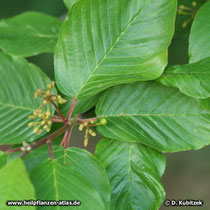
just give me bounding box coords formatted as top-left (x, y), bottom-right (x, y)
top-left (33, 127), bottom-right (39, 133)
top-left (100, 118), bottom-right (107, 125)
top-left (47, 84), bottom-right (52, 89)
top-left (28, 122), bottom-right (34, 127)
top-left (46, 110), bottom-right (51, 116)
top-left (40, 120), bottom-right (45, 125)
top-left (43, 125), bottom-right (48, 130)
top-left (46, 91), bottom-right (51, 96)
top-left (43, 100), bottom-right (48, 105)
top-left (47, 120), bottom-right (52, 125)
top-left (192, 1), bottom-right (197, 7)
top-left (84, 138), bottom-right (88, 147)
top-left (83, 122), bottom-right (88, 126)
top-left (79, 124), bottom-right (84, 131)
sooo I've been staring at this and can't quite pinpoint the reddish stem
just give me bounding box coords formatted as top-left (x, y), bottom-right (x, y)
top-left (17, 125), bottom-right (69, 158)
top-left (67, 98), bottom-right (77, 123)
top-left (47, 140), bottom-right (54, 159)
top-left (50, 118), bottom-right (64, 123)
top-left (53, 115), bottom-right (61, 119)
top-left (78, 117), bottom-right (98, 123)
top-left (64, 127), bottom-right (73, 149)
top-left (6, 147), bottom-right (21, 154)
top-left (59, 129), bottom-right (69, 147)
top-left (48, 99), bottom-right (67, 124)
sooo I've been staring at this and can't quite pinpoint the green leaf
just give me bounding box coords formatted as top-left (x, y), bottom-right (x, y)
top-left (0, 52), bottom-right (56, 145)
top-left (189, 1), bottom-right (210, 63)
top-left (158, 57), bottom-right (210, 99)
top-left (29, 147), bottom-right (111, 210)
top-left (63, 0), bottom-right (80, 10)
top-left (23, 145), bottom-right (63, 172)
top-left (95, 138), bottom-right (166, 210)
top-left (59, 93), bottom-right (100, 117)
top-left (96, 82), bottom-right (210, 152)
top-left (0, 151), bottom-right (7, 169)
top-left (198, 98), bottom-right (210, 110)
top-left (0, 12), bottom-right (62, 57)
top-left (55, 0), bottom-right (177, 99)
top-left (0, 159), bottom-right (35, 210)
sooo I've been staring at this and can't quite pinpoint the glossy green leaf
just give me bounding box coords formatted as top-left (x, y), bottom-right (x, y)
top-left (0, 151), bottom-right (7, 169)
top-left (0, 159), bottom-right (35, 210)
top-left (0, 52), bottom-right (56, 145)
top-left (158, 57), bottom-right (210, 99)
top-left (23, 145), bottom-right (63, 172)
top-left (59, 93), bottom-right (100, 117)
top-left (189, 1), bottom-right (210, 63)
top-left (30, 147), bottom-right (111, 210)
top-left (0, 12), bottom-right (62, 57)
top-left (96, 82), bottom-right (210, 152)
top-left (198, 98), bottom-right (210, 110)
top-left (95, 139), bottom-right (166, 210)
top-left (55, 0), bottom-right (176, 99)
top-left (63, 0), bottom-right (80, 10)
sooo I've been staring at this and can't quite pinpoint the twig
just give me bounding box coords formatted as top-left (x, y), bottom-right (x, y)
top-left (47, 140), bottom-right (54, 159)
top-left (59, 129), bottom-right (70, 147)
top-left (12, 124), bottom-right (69, 158)
top-left (50, 118), bottom-right (64, 123)
top-left (78, 117), bottom-right (98, 123)
top-left (48, 99), bottom-right (67, 124)
top-left (64, 127), bottom-right (73, 149)
top-left (6, 147), bottom-right (21, 154)
top-left (67, 98), bottom-right (77, 123)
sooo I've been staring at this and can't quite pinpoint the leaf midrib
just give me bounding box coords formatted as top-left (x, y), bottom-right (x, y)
top-left (128, 143), bottom-right (134, 210)
top-left (75, 1), bottom-right (149, 98)
top-left (52, 161), bottom-right (60, 210)
top-left (98, 113), bottom-right (208, 118)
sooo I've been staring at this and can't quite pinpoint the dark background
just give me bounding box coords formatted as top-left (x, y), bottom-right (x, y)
top-left (0, 0), bottom-right (209, 209)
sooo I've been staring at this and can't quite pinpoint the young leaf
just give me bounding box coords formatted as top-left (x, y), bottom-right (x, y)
top-left (0, 159), bottom-right (35, 209)
top-left (0, 151), bottom-right (7, 169)
top-left (0, 52), bottom-right (56, 144)
top-left (59, 93), bottom-right (100, 117)
top-left (189, 1), bottom-right (210, 63)
top-left (96, 82), bottom-right (210, 152)
top-left (95, 139), bottom-right (166, 210)
top-left (63, 0), bottom-right (80, 10)
top-left (158, 57), bottom-right (210, 99)
top-left (55, 0), bottom-right (177, 99)
top-left (29, 147), bottom-right (111, 210)
top-left (0, 12), bottom-right (62, 57)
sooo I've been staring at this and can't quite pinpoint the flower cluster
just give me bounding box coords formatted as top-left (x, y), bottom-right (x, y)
top-left (20, 142), bottom-right (31, 152)
top-left (177, 1), bottom-right (197, 28)
top-left (28, 81), bottom-right (67, 134)
top-left (78, 118), bottom-right (107, 147)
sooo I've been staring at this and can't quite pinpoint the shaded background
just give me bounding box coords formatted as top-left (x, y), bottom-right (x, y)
top-left (0, 0), bottom-right (209, 209)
